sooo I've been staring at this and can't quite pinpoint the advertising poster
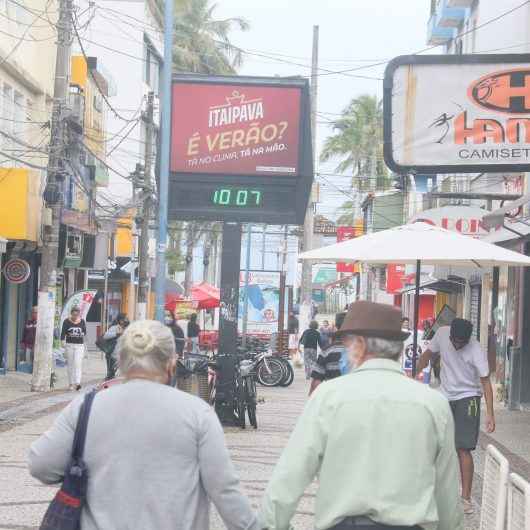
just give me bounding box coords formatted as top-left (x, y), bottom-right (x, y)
top-left (238, 271), bottom-right (281, 335)
top-left (174, 300), bottom-right (197, 320)
top-left (336, 226), bottom-right (360, 273)
top-left (59, 290), bottom-right (97, 334)
top-left (171, 83), bottom-right (302, 176)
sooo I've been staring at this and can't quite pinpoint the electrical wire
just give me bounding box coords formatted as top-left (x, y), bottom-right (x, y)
top-left (96, 1), bottom-right (530, 81)
top-left (72, 15), bottom-right (141, 124)
top-left (0, 0), bottom-right (53, 67)
top-left (315, 0), bottom-right (530, 78)
top-left (81, 141), bottom-right (133, 182)
top-left (0, 148), bottom-right (46, 169)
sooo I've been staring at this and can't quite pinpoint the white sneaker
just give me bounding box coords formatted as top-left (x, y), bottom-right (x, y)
top-left (462, 498), bottom-right (474, 515)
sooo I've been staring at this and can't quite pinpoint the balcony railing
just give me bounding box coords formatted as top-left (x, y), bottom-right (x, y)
top-left (427, 0), bottom-right (469, 45)
top-left (427, 12), bottom-right (456, 45)
top-left (446, 0), bottom-right (473, 7)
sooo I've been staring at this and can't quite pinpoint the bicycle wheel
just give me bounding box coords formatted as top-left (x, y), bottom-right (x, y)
top-left (279, 359), bottom-right (294, 387)
top-left (244, 376), bottom-right (258, 429)
top-left (256, 358), bottom-right (285, 386)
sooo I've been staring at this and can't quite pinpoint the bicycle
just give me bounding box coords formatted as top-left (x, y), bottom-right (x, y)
top-left (238, 359), bottom-right (258, 428)
top-left (208, 354), bottom-right (259, 429)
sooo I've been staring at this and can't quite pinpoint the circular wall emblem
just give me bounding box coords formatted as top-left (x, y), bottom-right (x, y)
top-left (4, 258), bottom-right (31, 284)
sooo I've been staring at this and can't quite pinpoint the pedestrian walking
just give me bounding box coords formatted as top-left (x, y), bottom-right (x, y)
top-left (60, 307), bottom-right (87, 391)
top-left (20, 306), bottom-right (38, 364)
top-left (165, 309), bottom-right (185, 357)
top-left (29, 320), bottom-right (258, 530)
top-left (100, 313), bottom-right (129, 380)
top-left (417, 318), bottom-right (495, 515)
top-left (309, 312), bottom-right (348, 395)
top-left (187, 313), bottom-right (201, 353)
top-left (261, 301), bottom-right (463, 530)
top-left (298, 320), bottom-right (325, 380)
top-left (319, 319), bottom-right (333, 350)
top-left (287, 312), bottom-right (299, 334)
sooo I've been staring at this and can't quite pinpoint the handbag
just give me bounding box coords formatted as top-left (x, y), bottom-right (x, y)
top-left (39, 389), bottom-right (97, 530)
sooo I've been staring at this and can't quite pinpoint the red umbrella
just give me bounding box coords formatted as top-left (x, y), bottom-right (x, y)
top-left (191, 282), bottom-right (220, 310)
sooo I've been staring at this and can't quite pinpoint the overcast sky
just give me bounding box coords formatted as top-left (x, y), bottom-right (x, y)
top-left (202, 1), bottom-right (432, 275)
top-left (216, 0), bottom-right (431, 220)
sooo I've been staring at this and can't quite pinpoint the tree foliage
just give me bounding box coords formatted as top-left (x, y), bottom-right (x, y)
top-left (173, 0), bottom-right (249, 75)
top-left (167, 0), bottom-right (248, 283)
top-left (320, 95), bottom-right (390, 222)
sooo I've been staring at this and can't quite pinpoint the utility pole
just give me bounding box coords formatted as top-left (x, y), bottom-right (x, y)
top-left (299, 24), bottom-right (318, 333)
top-left (32, 0), bottom-right (73, 392)
top-left (137, 91), bottom-right (154, 320)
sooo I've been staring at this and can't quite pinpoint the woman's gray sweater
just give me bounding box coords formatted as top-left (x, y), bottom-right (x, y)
top-left (28, 380), bottom-right (258, 530)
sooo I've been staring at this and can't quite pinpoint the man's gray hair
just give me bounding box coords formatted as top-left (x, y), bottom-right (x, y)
top-left (117, 320), bottom-right (176, 375)
top-left (365, 337), bottom-right (404, 360)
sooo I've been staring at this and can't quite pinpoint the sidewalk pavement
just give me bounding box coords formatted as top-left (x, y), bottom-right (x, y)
top-left (0, 350), bottom-right (107, 406)
top-left (479, 404), bottom-right (530, 481)
top-left (0, 360), bottom-right (529, 530)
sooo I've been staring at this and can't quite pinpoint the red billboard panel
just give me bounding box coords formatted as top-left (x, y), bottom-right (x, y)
top-left (171, 82), bottom-right (302, 176)
top-left (336, 226), bottom-right (358, 273)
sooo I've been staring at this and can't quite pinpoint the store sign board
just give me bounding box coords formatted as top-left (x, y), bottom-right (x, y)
top-left (3, 258), bottom-right (30, 284)
top-left (384, 54), bottom-right (530, 173)
top-left (409, 206), bottom-right (490, 237)
top-left (386, 264), bottom-right (407, 294)
top-left (336, 226), bottom-right (360, 273)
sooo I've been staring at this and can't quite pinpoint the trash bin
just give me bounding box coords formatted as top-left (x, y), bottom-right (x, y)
top-left (176, 354), bottom-right (210, 402)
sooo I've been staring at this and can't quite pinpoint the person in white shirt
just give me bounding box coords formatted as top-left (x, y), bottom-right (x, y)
top-left (417, 318), bottom-right (495, 516)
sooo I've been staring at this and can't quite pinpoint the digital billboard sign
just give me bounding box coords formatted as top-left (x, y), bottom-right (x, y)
top-left (168, 74), bottom-right (313, 224)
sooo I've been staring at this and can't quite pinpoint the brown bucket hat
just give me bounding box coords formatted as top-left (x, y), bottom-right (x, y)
top-left (337, 301), bottom-right (410, 341)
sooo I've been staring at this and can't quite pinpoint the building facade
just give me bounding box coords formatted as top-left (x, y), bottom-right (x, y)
top-left (426, 0), bottom-right (530, 409)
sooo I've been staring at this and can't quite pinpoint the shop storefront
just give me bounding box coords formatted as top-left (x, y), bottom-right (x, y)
top-left (0, 251), bottom-right (39, 373)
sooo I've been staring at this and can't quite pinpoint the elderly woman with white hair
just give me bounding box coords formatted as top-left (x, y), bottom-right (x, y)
top-left (28, 320), bottom-right (258, 530)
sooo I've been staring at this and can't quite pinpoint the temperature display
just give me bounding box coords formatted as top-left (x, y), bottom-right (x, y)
top-left (212, 188), bottom-right (262, 207)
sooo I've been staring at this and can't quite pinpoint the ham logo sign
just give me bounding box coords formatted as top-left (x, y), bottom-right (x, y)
top-left (384, 54), bottom-right (530, 174)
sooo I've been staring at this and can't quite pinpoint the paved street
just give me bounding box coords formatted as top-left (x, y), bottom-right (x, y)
top-left (0, 359), bottom-right (501, 530)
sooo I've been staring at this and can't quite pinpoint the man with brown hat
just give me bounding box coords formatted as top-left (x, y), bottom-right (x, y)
top-left (260, 301), bottom-right (463, 530)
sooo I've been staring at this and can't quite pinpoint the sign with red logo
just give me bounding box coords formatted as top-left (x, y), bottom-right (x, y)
top-left (409, 206), bottom-right (490, 238)
top-left (171, 82), bottom-right (301, 176)
top-left (386, 264), bottom-right (407, 294)
top-left (384, 54), bottom-right (530, 173)
top-left (3, 258), bottom-right (30, 284)
top-left (336, 226), bottom-right (359, 273)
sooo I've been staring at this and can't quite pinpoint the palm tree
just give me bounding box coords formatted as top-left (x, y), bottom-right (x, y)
top-left (320, 95), bottom-right (389, 221)
top-left (173, 0), bottom-right (249, 75)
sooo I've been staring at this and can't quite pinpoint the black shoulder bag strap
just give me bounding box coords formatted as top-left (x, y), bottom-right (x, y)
top-left (71, 390), bottom-right (97, 463)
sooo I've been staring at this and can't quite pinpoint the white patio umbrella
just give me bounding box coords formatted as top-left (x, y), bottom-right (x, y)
top-left (300, 222), bottom-right (530, 374)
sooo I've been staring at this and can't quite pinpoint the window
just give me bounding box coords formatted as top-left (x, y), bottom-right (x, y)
top-left (13, 91), bottom-right (24, 138)
top-left (2, 84), bottom-right (14, 146)
top-left (144, 41), bottom-right (161, 92)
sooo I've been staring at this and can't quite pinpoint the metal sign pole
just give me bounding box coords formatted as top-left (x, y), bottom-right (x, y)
top-left (216, 223), bottom-right (242, 425)
top-left (154, 0), bottom-right (173, 322)
top-left (241, 224), bottom-right (252, 348)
